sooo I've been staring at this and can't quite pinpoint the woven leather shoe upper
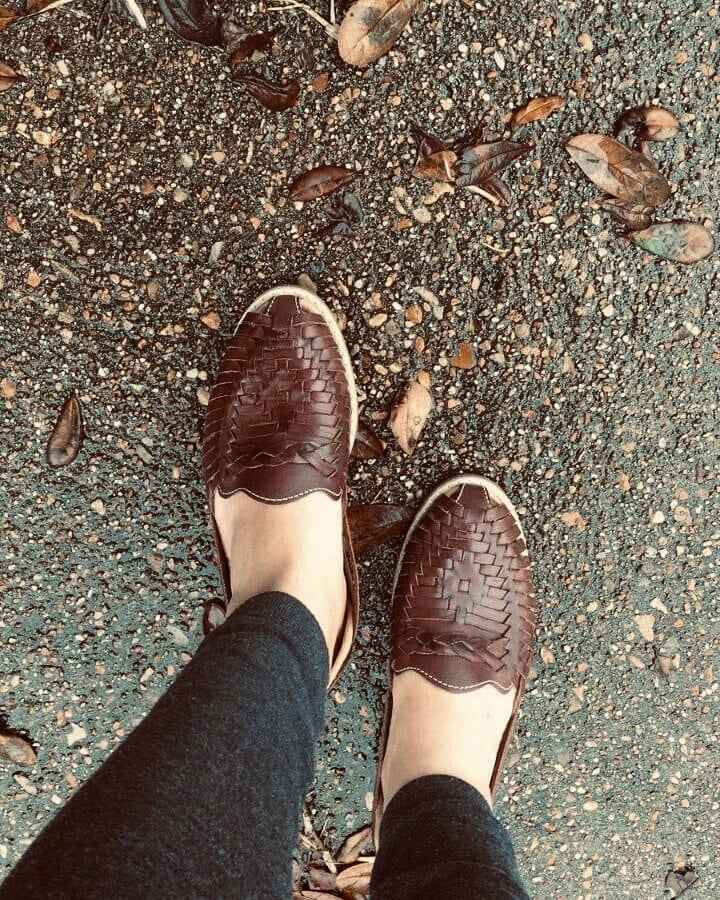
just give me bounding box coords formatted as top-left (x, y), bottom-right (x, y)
top-left (203, 294), bottom-right (352, 503)
top-left (391, 482), bottom-right (536, 692)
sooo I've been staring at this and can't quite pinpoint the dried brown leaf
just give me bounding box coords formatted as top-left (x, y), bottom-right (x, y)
top-left (23, 0), bottom-right (72, 13)
top-left (317, 192), bottom-right (364, 237)
top-left (599, 198), bottom-right (654, 230)
top-left (291, 858), bottom-right (302, 891)
top-left (46, 391), bottom-right (84, 467)
top-left (409, 122), bottom-right (447, 166)
top-left (0, 5), bottom-right (17, 30)
top-left (336, 861), bottom-right (373, 893)
top-left (510, 95), bottom-right (566, 131)
top-left (156, 0), bottom-right (221, 46)
top-left (664, 867), bottom-right (698, 898)
top-left (565, 133), bottom-right (671, 207)
top-left (338, 0), bottom-right (419, 67)
top-left (452, 119), bottom-right (487, 153)
top-left (234, 73), bottom-right (300, 111)
top-left (293, 892), bottom-right (339, 900)
top-left (0, 733), bottom-right (37, 766)
top-left (629, 221), bottom-right (714, 263)
top-left (614, 105), bottom-right (680, 142)
top-left (290, 165), bottom-right (356, 201)
top-left (455, 141), bottom-right (531, 188)
top-left (347, 503), bottom-right (414, 554)
top-left (389, 380), bottom-right (432, 456)
top-left (351, 420), bottom-right (385, 460)
top-left (336, 825), bottom-right (372, 865)
top-left (227, 27), bottom-right (281, 67)
top-left (639, 141), bottom-right (655, 163)
top-left (307, 864), bottom-right (337, 892)
top-left (653, 651), bottom-right (674, 678)
top-left (472, 174), bottom-right (512, 207)
top-left (412, 149), bottom-right (457, 183)
top-left (0, 61), bottom-right (18, 92)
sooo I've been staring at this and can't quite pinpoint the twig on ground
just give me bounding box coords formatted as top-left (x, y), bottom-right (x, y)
top-left (267, 0), bottom-right (339, 39)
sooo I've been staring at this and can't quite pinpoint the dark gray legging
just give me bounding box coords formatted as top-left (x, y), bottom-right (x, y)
top-left (0, 593), bottom-right (529, 899)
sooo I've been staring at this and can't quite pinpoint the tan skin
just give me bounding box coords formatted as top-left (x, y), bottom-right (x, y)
top-left (214, 489), bottom-right (514, 810)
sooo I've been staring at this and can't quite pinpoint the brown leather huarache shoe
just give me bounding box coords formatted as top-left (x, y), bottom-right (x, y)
top-left (202, 286), bottom-right (360, 689)
top-left (373, 474), bottom-right (536, 845)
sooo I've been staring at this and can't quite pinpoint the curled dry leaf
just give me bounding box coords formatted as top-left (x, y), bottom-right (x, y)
top-left (122, 0), bottom-right (147, 30)
top-left (0, 733), bottom-right (37, 767)
top-left (412, 149), bottom-right (457, 183)
top-left (639, 140), bottom-right (655, 163)
top-left (452, 119), bottom-right (487, 154)
top-left (510, 95), bottom-right (566, 131)
top-left (351, 420), bottom-right (385, 460)
top-left (455, 141), bottom-right (531, 188)
top-left (338, 0), bottom-right (419, 67)
top-left (307, 865), bottom-right (336, 892)
top-left (565, 134), bottom-right (671, 207)
top-left (664, 867), bottom-right (699, 898)
top-left (409, 122), bottom-right (447, 166)
top-left (614, 105), bottom-right (680, 142)
top-left (0, 6), bottom-right (17, 31)
top-left (155, 0), bottom-right (222, 46)
top-left (317, 192), bottom-right (364, 237)
top-left (336, 824), bottom-right (373, 865)
top-left (25, 0), bottom-right (56, 11)
top-left (389, 379), bottom-right (432, 456)
top-left (228, 27), bottom-right (281, 67)
top-left (292, 892), bottom-right (339, 900)
top-left (348, 503), bottom-right (414, 554)
top-left (234, 73), bottom-right (300, 111)
top-left (335, 861), bottom-right (373, 893)
top-left (599, 198), bottom-right (654, 230)
top-left (46, 391), bottom-right (84, 467)
top-left (629, 221), bottom-right (714, 263)
top-left (467, 173), bottom-right (512, 207)
top-left (0, 61), bottom-right (18, 92)
top-left (290, 166), bottom-right (356, 201)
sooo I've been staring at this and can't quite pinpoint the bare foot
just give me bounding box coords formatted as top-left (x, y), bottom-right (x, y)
top-left (213, 489), bottom-right (346, 661)
top-left (380, 670), bottom-right (516, 809)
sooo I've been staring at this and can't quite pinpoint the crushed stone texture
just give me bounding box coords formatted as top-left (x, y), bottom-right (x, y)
top-left (1, 0), bottom-right (718, 895)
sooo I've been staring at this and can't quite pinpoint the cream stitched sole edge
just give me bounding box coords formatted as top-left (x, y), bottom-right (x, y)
top-left (234, 284), bottom-right (359, 449)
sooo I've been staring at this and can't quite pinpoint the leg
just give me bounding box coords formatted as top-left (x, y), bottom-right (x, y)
top-left (0, 591), bottom-right (328, 900)
top-left (2, 287), bottom-right (360, 898)
top-left (371, 775), bottom-right (529, 899)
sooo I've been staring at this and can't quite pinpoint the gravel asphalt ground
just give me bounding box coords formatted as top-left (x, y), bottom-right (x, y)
top-left (1, 1), bottom-right (718, 897)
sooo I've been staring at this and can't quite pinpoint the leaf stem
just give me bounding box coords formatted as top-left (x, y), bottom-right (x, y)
top-left (267, 0), bottom-right (339, 39)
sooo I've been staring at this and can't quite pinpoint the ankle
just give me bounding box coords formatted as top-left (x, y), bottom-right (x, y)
top-left (381, 671), bottom-right (516, 810)
top-left (216, 491), bottom-right (346, 659)
top-left (227, 564), bottom-right (346, 656)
